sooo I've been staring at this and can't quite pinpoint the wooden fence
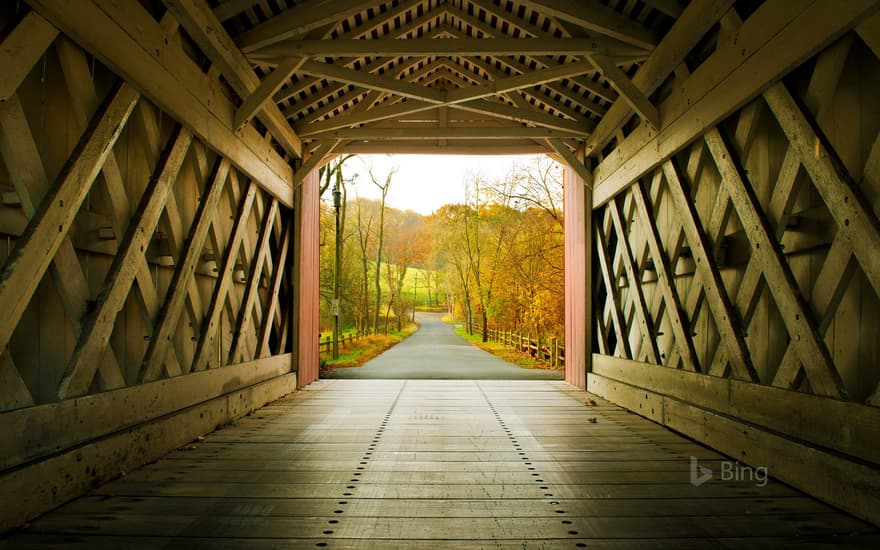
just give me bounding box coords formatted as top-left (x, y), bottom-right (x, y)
top-left (318, 333), bottom-right (365, 354)
top-left (486, 329), bottom-right (565, 368)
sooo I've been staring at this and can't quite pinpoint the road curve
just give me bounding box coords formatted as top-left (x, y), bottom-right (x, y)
top-left (322, 311), bottom-right (564, 380)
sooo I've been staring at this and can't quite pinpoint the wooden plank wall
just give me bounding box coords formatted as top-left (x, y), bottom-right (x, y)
top-left (0, 2), bottom-right (302, 530)
top-left (563, 156), bottom-right (591, 389)
top-left (587, 1), bottom-right (880, 526)
top-left (295, 156), bottom-right (320, 388)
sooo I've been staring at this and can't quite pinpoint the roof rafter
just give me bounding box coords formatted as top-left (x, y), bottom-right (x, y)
top-left (587, 53), bottom-right (659, 130)
top-left (297, 60), bottom-right (598, 136)
top-left (516, 0), bottom-right (659, 50)
top-left (299, 59), bottom-right (446, 103)
top-left (321, 127), bottom-right (582, 140)
top-left (236, 0), bottom-right (381, 52)
top-left (248, 37), bottom-right (649, 62)
top-left (236, 56), bottom-right (306, 129)
top-left (163, 0), bottom-right (303, 158)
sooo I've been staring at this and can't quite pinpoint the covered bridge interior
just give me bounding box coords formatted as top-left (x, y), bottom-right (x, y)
top-left (1, 0), bottom-right (879, 544)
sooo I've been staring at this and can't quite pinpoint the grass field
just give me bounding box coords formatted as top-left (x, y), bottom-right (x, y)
top-left (398, 266), bottom-right (443, 307)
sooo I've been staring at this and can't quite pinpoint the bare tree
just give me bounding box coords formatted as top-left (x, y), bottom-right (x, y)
top-left (367, 163), bottom-right (397, 334)
top-left (352, 197), bottom-right (375, 334)
top-left (492, 155), bottom-right (563, 227)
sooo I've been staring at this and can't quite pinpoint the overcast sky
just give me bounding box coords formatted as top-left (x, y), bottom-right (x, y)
top-left (337, 154), bottom-right (546, 215)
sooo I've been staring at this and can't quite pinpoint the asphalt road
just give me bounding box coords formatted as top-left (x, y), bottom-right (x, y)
top-left (322, 312), bottom-right (565, 379)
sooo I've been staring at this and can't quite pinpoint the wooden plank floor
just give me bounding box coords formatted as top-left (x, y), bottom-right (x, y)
top-left (4, 380), bottom-right (878, 548)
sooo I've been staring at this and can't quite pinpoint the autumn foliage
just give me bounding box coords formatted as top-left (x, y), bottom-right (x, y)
top-left (318, 156), bottom-right (564, 345)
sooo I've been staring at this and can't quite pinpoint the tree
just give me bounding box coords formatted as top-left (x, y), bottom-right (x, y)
top-left (429, 157), bottom-right (565, 343)
top-left (351, 197), bottom-right (376, 334)
top-left (367, 163), bottom-right (397, 334)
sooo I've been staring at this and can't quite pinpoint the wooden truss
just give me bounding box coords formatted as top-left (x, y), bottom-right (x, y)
top-left (593, 20), bottom-right (880, 402)
top-left (0, 13), bottom-right (292, 409)
top-left (111, 0), bottom-right (712, 157)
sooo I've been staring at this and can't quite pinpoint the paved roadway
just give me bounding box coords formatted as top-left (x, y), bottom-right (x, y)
top-left (322, 311), bottom-right (564, 380)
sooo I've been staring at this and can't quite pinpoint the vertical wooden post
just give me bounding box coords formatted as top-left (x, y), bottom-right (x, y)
top-left (293, 152), bottom-right (321, 388)
top-left (563, 147), bottom-right (592, 389)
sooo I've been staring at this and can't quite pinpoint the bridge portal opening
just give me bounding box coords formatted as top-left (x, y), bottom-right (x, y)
top-left (313, 153), bottom-right (569, 381)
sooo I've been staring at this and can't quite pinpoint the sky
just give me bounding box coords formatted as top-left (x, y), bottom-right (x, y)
top-left (336, 154), bottom-right (545, 215)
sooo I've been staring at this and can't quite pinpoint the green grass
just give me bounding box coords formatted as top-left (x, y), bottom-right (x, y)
top-left (453, 325), bottom-right (560, 371)
top-left (399, 266), bottom-right (443, 307)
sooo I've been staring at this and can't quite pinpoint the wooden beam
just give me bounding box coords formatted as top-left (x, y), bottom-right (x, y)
top-left (56, 36), bottom-right (184, 376)
top-left (257, 226), bottom-right (291, 358)
top-left (297, 100), bottom-right (436, 136)
top-left (289, 55), bottom-right (433, 125)
top-left (772, 238), bottom-right (858, 389)
top-left (641, 0), bottom-right (685, 18)
top-left (249, 37), bottom-right (648, 61)
top-left (2, 353), bottom-right (290, 473)
top-left (446, 60), bottom-right (598, 105)
top-left (856, 11), bottom-right (880, 57)
top-left (586, 0), bottom-right (734, 156)
top-left (235, 56), bottom-right (306, 130)
top-left (592, 0), bottom-right (877, 206)
top-left (628, 175), bottom-right (701, 371)
top-left (298, 59), bottom-right (446, 103)
top-left (213, 0), bottom-right (256, 22)
top-left (0, 96), bottom-right (126, 392)
top-left (704, 128), bottom-right (845, 398)
top-left (299, 61), bottom-right (599, 136)
top-left (29, 0), bottom-right (294, 207)
top-left (764, 84), bottom-right (880, 300)
top-left (608, 200), bottom-right (661, 364)
top-left (721, 41), bottom-right (851, 383)
top-left (162, 0), bottom-right (302, 159)
top-left (591, 354), bottom-right (880, 480)
top-left (315, 127), bottom-right (585, 141)
top-left (274, 1), bottom-right (448, 106)
top-left (0, 83), bottom-right (138, 361)
top-left (133, 94), bottom-right (207, 351)
top-left (229, 199), bottom-right (279, 364)
top-left (236, 0), bottom-right (379, 52)
top-left (594, 220), bottom-right (632, 359)
top-left (0, 11), bottom-right (58, 101)
top-left (0, 356), bottom-right (293, 532)
top-left (463, 54), bottom-right (611, 118)
top-left (546, 139), bottom-right (593, 188)
top-left (441, 23), bottom-right (619, 108)
top-left (337, 143), bottom-right (552, 155)
top-left (659, 161), bottom-right (757, 381)
top-left (191, 182), bottom-right (258, 371)
top-left (516, 0), bottom-right (658, 50)
top-left (293, 141), bottom-right (342, 189)
top-left (59, 126), bottom-right (192, 399)
top-left (587, 54), bottom-right (659, 130)
top-left (139, 159), bottom-right (231, 383)
top-left (453, 101), bottom-right (593, 136)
